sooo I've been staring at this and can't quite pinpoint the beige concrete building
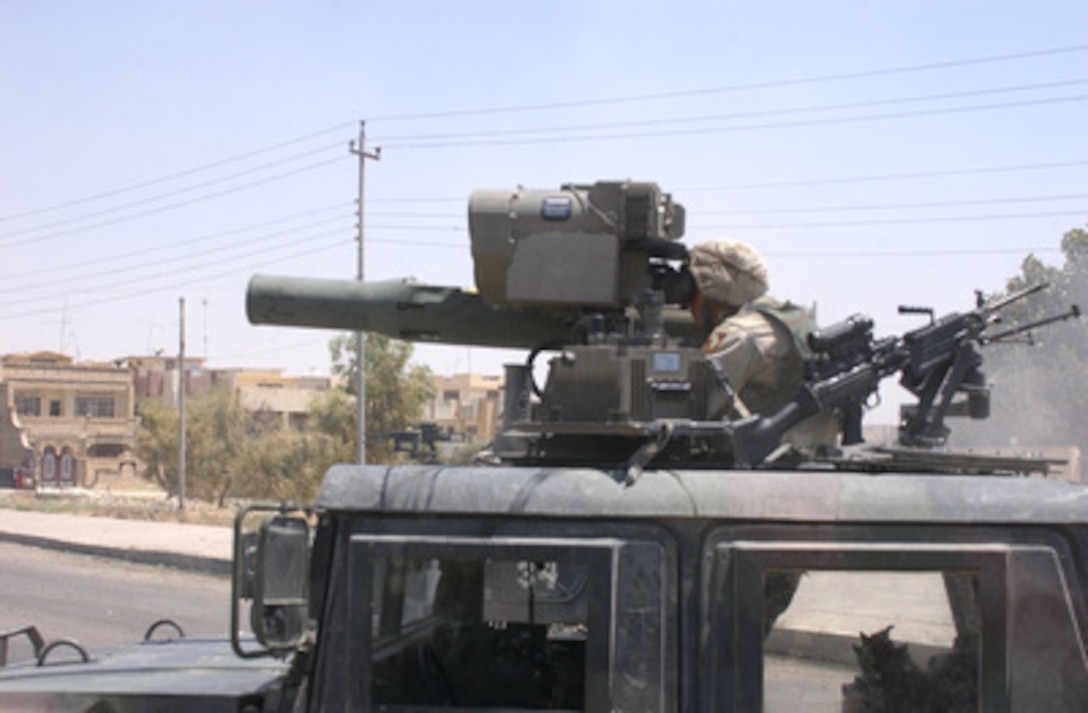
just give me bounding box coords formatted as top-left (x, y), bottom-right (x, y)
top-left (219, 368), bottom-right (339, 431)
top-left (126, 354), bottom-right (214, 404)
top-left (0, 352), bottom-right (139, 489)
top-left (424, 373), bottom-right (504, 444)
top-left (126, 356), bottom-right (337, 431)
top-left (1, 351), bottom-right (341, 492)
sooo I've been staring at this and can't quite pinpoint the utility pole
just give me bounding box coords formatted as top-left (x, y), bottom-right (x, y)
top-left (178, 297), bottom-right (187, 512)
top-left (349, 121), bottom-right (381, 464)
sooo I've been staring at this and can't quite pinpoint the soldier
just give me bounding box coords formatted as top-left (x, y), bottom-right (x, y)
top-left (688, 239), bottom-right (836, 634)
top-left (688, 238), bottom-right (839, 447)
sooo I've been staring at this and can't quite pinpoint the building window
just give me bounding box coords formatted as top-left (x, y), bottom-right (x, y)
top-left (443, 390), bottom-right (459, 402)
top-left (49, 400), bottom-right (61, 417)
top-left (15, 395), bottom-right (41, 416)
top-left (76, 396), bottom-right (115, 418)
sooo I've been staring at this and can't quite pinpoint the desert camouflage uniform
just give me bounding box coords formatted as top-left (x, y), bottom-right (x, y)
top-left (704, 297), bottom-right (840, 448)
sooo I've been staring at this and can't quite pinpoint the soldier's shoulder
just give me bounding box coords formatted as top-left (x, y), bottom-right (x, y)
top-left (704, 311), bottom-right (770, 352)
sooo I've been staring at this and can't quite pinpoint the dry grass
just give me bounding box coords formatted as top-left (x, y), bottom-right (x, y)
top-left (0, 489), bottom-right (238, 527)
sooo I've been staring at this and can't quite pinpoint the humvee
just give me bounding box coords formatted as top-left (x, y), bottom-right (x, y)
top-left (1, 181), bottom-right (1084, 712)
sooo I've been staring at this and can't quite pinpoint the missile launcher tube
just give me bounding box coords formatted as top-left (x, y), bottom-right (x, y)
top-left (246, 274), bottom-right (699, 349)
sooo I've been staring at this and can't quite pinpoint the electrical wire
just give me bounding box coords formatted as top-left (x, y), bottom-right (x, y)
top-left (372, 78), bottom-right (1088, 142)
top-left (0, 233), bottom-right (355, 321)
top-left (7, 44), bottom-right (1086, 223)
top-left (0, 142), bottom-right (346, 237)
top-left (2, 215), bottom-right (355, 299)
top-left (677, 159), bottom-right (1088, 192)
top-left (7, 203), bottom-right (349, 284)
top-left (0, 155), bottom-right (351, 248)
top-left (696, 209), bottom-right (1088, 230)
top-left (365, 44), bottom-right (1088, 122)
top-left (379, 94), bottom-right (1088, 149)
top-left (697, 193), bottom-right (1088, 215)
top-left (1, 123), bottom-right (356, 222)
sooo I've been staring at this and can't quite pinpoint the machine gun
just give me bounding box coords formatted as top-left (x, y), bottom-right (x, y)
top-left (725, 283), bottom-right (1081, 468)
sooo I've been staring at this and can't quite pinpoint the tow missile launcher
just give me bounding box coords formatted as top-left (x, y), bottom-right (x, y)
top-left (249, 179), bottom-right (1079, 474)
top-left (248, 180), bottom-right (697, 347)
top-left (249, 180), bottom-right (730, 470)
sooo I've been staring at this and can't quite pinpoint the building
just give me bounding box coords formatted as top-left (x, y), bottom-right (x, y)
top-left (126, 356), bottom-right (338, 431)
top-left (424, 373), bottom-right (504, 444)
top-left (126, 354), bottom-right (213, 403)
top-left (0, 352), bottom-right (139, 489)
top-left (219, 368), bottom-right (339, 431)
top-left (0, 351), bottom-right (341, 492)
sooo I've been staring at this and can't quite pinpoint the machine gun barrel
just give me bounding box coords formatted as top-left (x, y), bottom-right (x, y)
top-left (979, 280), bottom-right (1049, 314)
top-left (983, 304), bottom-right (1081, 343)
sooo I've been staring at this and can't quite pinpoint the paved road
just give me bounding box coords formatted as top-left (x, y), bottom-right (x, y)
top-left (0, 541), bottom-right (231, 659)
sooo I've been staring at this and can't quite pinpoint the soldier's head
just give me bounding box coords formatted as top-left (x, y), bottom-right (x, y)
top-left (688, 239), bottom-right (768, 329)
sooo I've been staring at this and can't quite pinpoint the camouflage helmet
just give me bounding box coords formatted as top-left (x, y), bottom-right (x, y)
top-left (688, 239), bottom-right (769, 306)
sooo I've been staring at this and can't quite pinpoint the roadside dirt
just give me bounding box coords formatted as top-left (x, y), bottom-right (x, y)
top-left (0, 488), bottom-right (236, 527)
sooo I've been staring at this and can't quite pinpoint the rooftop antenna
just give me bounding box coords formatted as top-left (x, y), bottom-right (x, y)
top-left (59, 300), bottom-right (69, 354)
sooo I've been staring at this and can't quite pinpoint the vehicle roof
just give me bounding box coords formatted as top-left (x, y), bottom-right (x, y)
top-left (317, 464), bottom-right (1088, 525)
top-left (0, 638), bottom-right (286, 698)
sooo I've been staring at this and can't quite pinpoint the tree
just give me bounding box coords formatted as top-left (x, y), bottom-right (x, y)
top-left (133, 334), bottom-right (436, 506)
top-left (239, 429), bottom-right (344, 504)
top-left (328, 333), bottom-right (435, 462)
top-left (950, 226), bottom-right (1087, 477)
top-left (136, 386), bottom-right (253, 505)
top-left (184, 386), bottom-right (252, 506)
top-left (134, 397), bottom-right (179, 493)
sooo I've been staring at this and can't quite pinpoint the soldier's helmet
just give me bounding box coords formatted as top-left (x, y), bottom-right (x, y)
top-left (688, 239), bottom-right (769, 307)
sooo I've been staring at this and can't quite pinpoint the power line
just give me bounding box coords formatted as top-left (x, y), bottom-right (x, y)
top-left (698, 193), bottom-right (1088, 216)
top-left (696, 209), bottom-right (1088, 231)
top-left (0, 226), bottom-right (352, 308)
top-left (0, 233), bottom-right (354, 321)
top-left (4, 204), bottom-right (349, 290)
top-left (3, 192), bottom-right (1078, 301)
top-left (366, 44), bottom-right (1088, 122)
top-left (765, 246), bottom-right (1064, 258)
top-left (380, 94), bottom-right (1088, 149)
top-left (369, 196), bottom-right (463, 205)
top-left (0, 142), bottom-right (345, 236)
top-left (677, 159), bottom-right (1088, 192)
top-left (2, 214), bottom-right (354, 297)
top-left (1, 123), bottom-right (355, 222)
top-left (326, 191), bottom-right (1088, 220)
top-left (373, 78), bottom-right (1088, 143)
top-left (213, 335), bottom-right (335, 364)
top-left (0, 155), bottom-right (350, 248)
top-left (7, 44), bottom-right (1086, 223)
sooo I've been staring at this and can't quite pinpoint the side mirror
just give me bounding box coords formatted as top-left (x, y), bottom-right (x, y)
top-left (232, 505), bottom-right (310, 658)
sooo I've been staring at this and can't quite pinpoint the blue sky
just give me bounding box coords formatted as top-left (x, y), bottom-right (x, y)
top-left (3, 1), bottom-right (1086, 422)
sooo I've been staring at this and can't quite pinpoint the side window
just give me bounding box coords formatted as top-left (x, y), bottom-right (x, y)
top-left (707, 538), bottom-right (1088, 712)
top-left (350, 536), bottom-right (671, 712)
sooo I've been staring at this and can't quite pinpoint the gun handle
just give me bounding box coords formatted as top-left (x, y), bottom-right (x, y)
top-left (841, 402), bottom-right (865, 445)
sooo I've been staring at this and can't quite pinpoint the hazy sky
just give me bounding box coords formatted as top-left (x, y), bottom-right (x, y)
top-left (3, 2), bottom-right (1086, 421)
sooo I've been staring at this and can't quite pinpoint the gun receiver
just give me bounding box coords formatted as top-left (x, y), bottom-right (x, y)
top-left (726, 282), bottom-right (1081, 467)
